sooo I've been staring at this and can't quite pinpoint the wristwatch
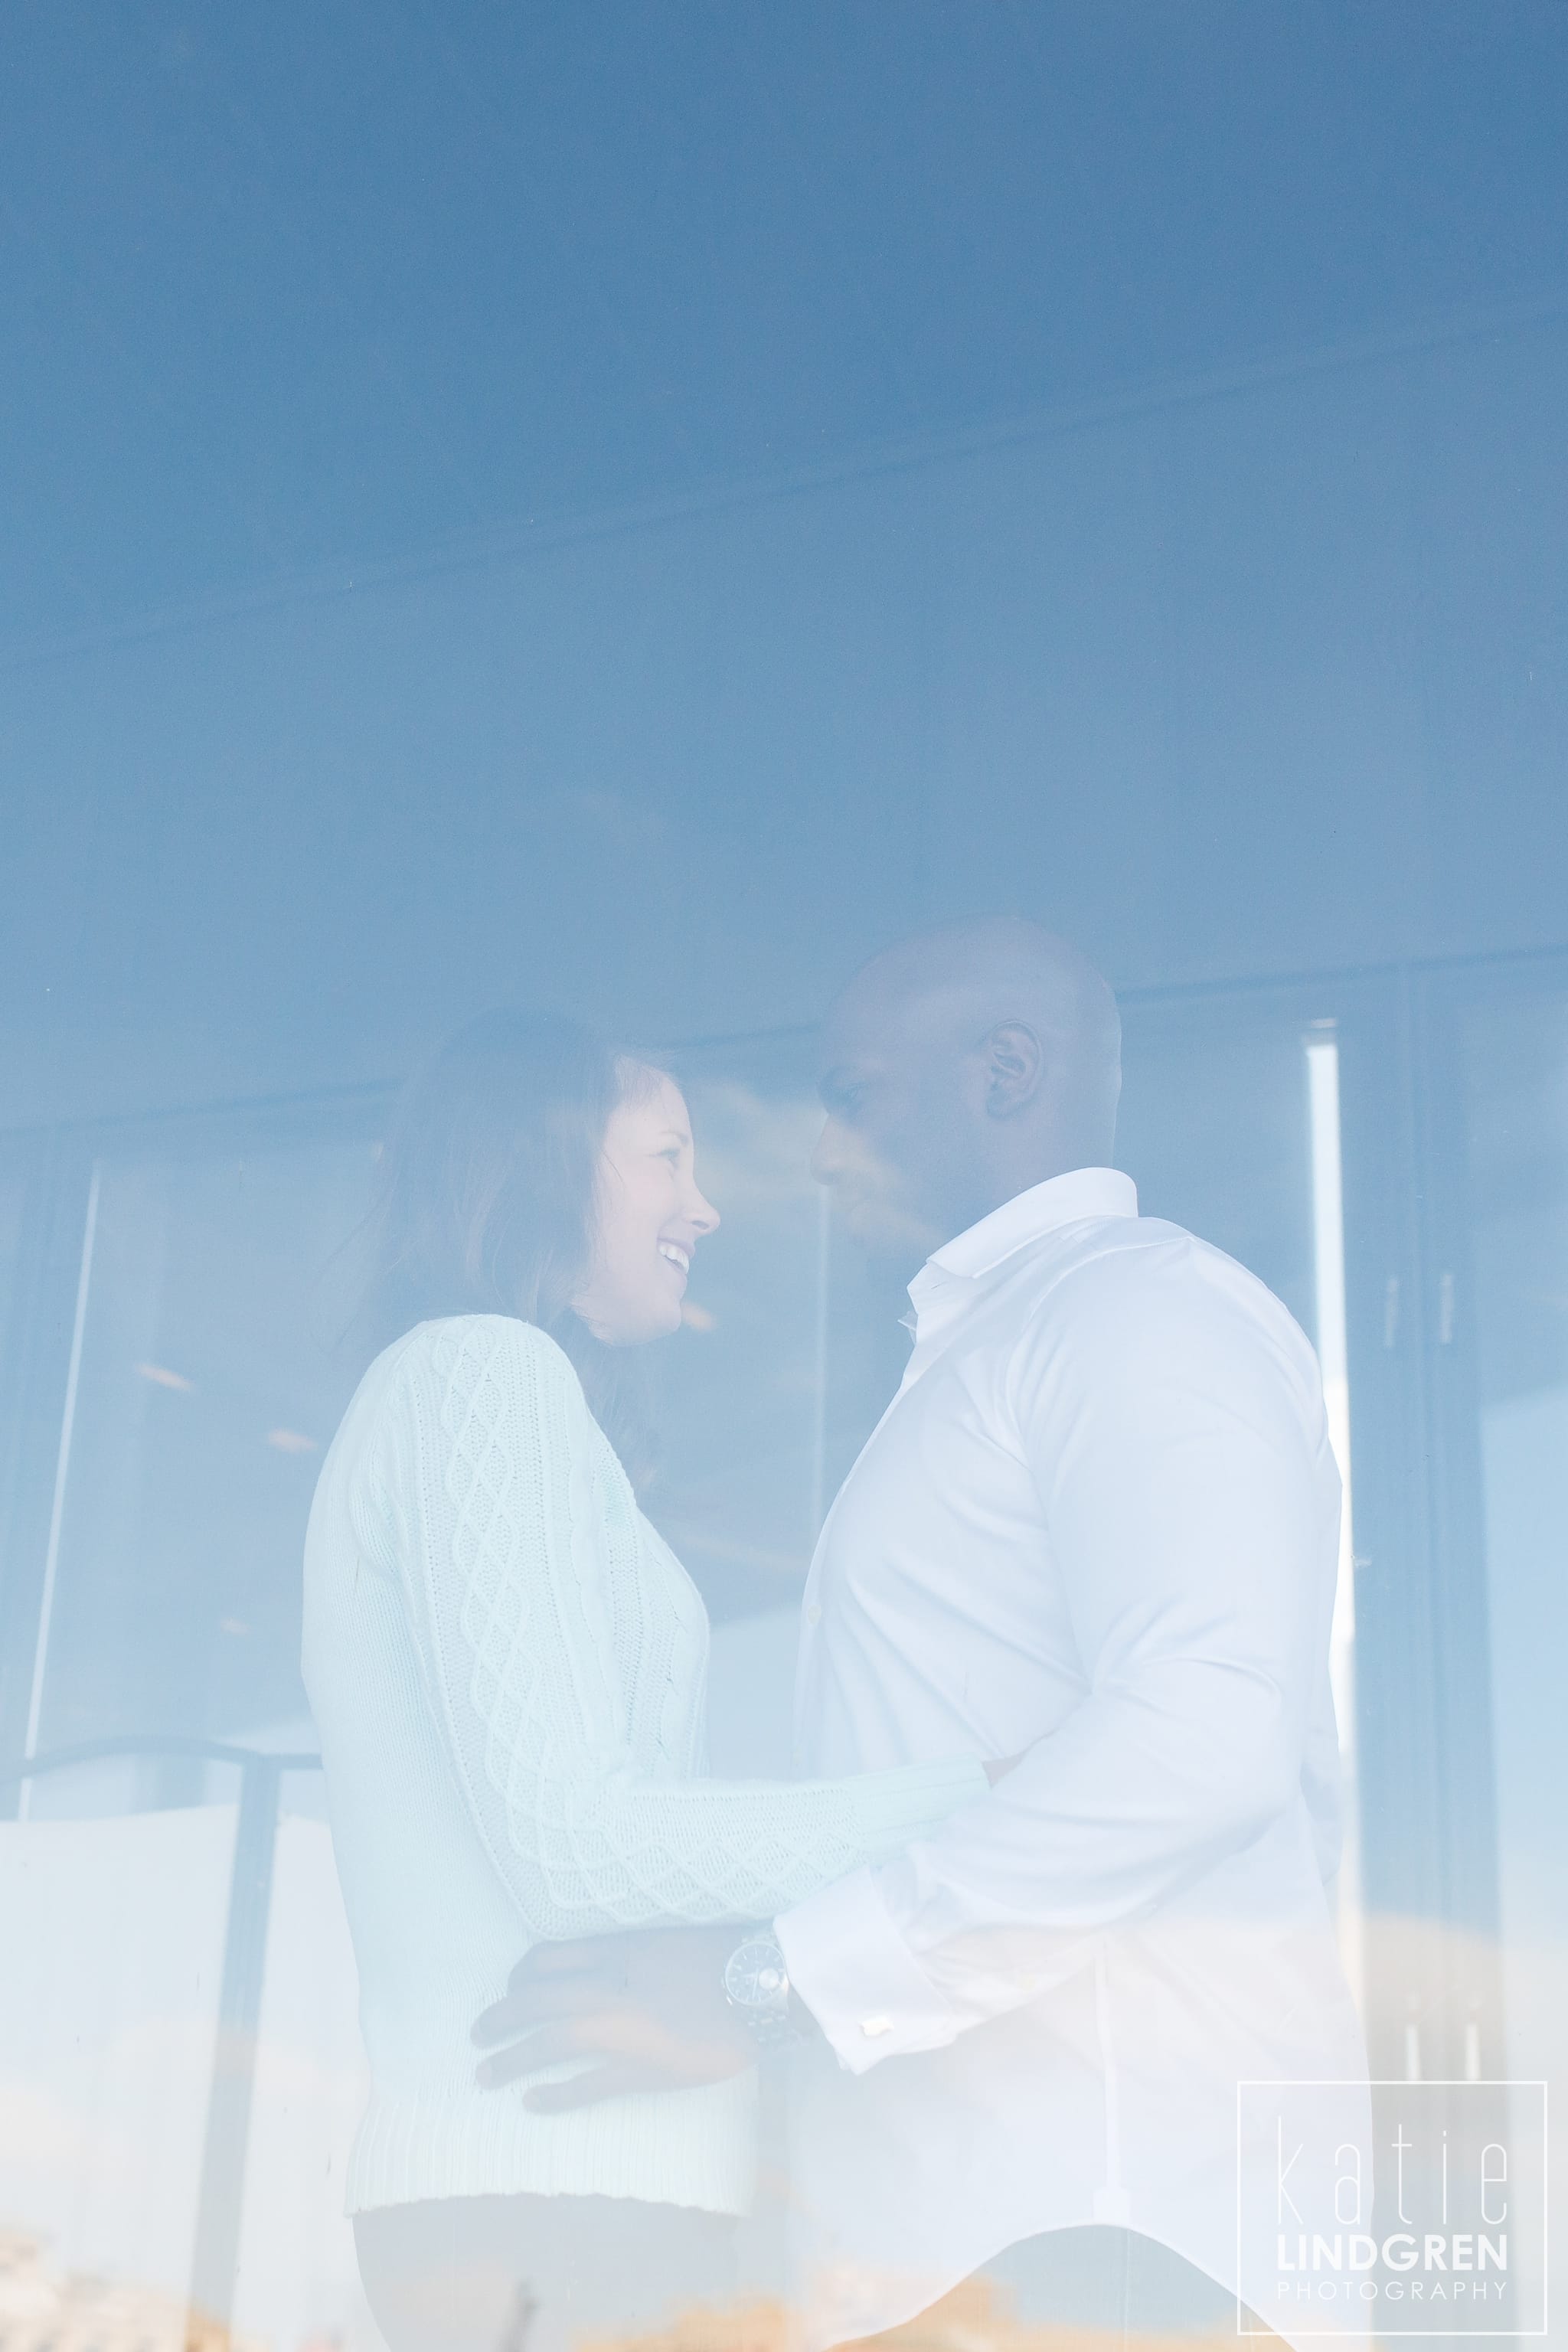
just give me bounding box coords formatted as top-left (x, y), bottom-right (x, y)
top-left (722, 1930), bottom-right (797, 2047)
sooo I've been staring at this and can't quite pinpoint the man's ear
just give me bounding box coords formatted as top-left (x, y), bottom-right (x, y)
top-left (983, 1021), bottom-right (1045, 1118)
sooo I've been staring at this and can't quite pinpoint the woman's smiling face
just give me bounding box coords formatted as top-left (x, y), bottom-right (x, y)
top-left (570, 1067), bottom-right (719, 1344)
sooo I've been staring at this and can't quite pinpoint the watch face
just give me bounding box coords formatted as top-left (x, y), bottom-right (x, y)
top-left (724, 1936), bottom-right (789, 2010)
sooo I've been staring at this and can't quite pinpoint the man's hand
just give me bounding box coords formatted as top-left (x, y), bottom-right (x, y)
top-left (471, 1924), bottom-right (753, 2112)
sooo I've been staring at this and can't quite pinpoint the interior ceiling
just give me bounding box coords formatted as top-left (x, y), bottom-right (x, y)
top-left (5, 0), bottom-right (1566, 648)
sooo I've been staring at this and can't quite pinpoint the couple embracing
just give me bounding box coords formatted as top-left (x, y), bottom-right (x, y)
top-left (303, 917), bottom-right (1366, 2352)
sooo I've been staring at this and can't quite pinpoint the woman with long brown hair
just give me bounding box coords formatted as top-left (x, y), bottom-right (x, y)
top-left (303, 1009), bottom-right (985, 2352)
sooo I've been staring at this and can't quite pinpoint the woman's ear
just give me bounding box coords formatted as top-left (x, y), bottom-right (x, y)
top-left (983, 1021), bottom-right (1045, 1118)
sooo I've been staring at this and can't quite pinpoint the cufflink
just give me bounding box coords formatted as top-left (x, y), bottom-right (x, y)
top-left (860, 2015), bottom-right (893, 2038)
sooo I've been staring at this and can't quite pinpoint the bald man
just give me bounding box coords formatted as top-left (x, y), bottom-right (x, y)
top-left (476, 920), bottom-right (1368, 2350)
top-left (808, 916), bottom-right (1124, 1263)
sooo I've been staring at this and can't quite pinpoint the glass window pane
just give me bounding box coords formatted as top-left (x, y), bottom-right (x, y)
top-left (1460, 991), bottom-right (1568, 1960)
top-left (5, 10), bottom-right (1563, 2345)
top-left (1454, 981), bottom-right (1568, 2323)
top-left (32, 1135), bottom-right (380, 1761)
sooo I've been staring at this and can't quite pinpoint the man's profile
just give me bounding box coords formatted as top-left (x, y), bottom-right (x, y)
top-left (479, 917), bottom-right (1369, 2350)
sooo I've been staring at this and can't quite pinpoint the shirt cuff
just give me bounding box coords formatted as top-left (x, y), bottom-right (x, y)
top-left (775, 1863), bottom-right (962, 2075)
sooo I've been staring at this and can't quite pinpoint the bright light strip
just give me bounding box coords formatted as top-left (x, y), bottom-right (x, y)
top-left (1306, 1036), bottom-right (1355, 1700)
top-left (18, 1163), bottom-right (101, 1821)
top-left (1306, 1033), bottom-right (1363, 1992)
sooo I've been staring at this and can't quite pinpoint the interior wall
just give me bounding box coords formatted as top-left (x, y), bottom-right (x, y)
top-left (2, 309), bottom-right (1564, 1128)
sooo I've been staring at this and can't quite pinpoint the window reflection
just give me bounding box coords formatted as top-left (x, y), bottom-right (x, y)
top-left (1456, 979), bottom-right (1568, 2324)
top-left (23, 1136), bottom-right (378, 1788)
top-left (0, 8), bottom-right (1563, 2337)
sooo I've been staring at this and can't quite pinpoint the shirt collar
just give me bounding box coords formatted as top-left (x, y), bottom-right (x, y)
top-left (913, 1165), bottom-right (1138, 1299)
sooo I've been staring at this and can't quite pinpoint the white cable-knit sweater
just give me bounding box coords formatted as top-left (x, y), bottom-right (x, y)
top-left (302, 1315), bottom-right (986, 2217)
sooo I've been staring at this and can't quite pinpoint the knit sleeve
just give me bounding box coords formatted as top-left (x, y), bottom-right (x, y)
top-left (371, 1315), bottom-right (986, 1941)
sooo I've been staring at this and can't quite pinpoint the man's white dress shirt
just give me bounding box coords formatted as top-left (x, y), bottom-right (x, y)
top-left (775, 1169), bottom-right (1369, 2348)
